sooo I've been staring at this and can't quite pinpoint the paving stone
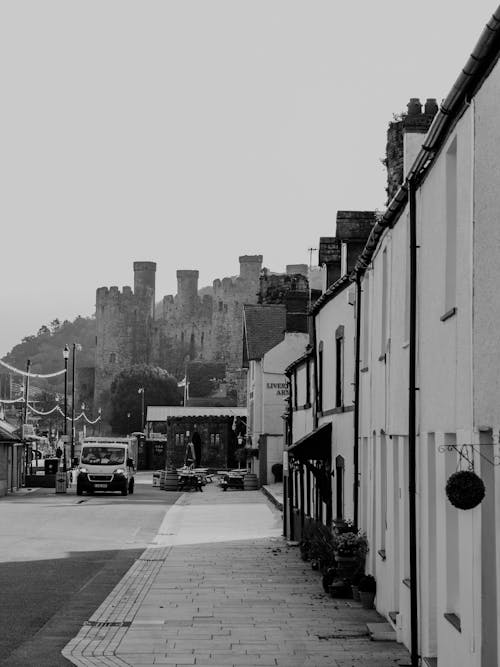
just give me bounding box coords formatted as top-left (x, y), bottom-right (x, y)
top-left (62, 485), bottom-right (410, 667)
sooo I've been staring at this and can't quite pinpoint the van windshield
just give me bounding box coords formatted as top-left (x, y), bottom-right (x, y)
top-left (81, 446), bottom-right (125, 465)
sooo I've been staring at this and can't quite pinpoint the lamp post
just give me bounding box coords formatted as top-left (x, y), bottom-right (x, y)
top-left (63, 345), bottom-right (69, 470)
top-left (70, 343), bottom-right (82, 465)
top-left (127, 412), bottom-right (131, 435)
top-left (138, 387), bottom-right (145, 433)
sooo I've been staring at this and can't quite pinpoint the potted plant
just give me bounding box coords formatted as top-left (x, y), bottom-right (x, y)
top-left (333, 531), bottom-right (368, 561)
top-left (271, 462), bottom-right (283, 483)
top-left (446, 470), bottom-right (485, 510)
top-left (358, 574), bottom-right (376, 609)
top-left (350, 570), bottom-right (363, 601)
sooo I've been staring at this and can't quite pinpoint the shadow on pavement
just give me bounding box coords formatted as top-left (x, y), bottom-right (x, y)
top-left (0, 547), bottom-right (144, 667)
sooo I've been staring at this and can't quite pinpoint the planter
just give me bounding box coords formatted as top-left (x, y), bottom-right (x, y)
top-left (359, 591), bottom-right (375, 609)
top-left (329, 579), bottom-right (352, 598)
top-left (446, 470), bottom-right (485, 510)
top-left (351, 585), bottom-right (360, 601)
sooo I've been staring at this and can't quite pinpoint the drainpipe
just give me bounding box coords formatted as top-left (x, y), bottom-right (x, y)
top-left (311, 313), bottom-right (319, 430)
top-left (408, 177), bottom-right (419, 667)
top-left (353, 274), bottom-right (361, 529)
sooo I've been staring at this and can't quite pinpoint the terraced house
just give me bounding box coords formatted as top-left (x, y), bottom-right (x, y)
top-left (285, 7), bottom-right (500, 667)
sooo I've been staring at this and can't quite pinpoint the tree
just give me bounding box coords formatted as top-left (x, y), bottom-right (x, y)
top-left (109, 364), bottom-right (182, 435)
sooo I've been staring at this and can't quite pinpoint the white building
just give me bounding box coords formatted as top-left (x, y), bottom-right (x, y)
top-left (284, 7), bottom-right (500, 666)
top-left (354, 8), bottom-right (500, 666)
top-left (243, 304), bottom-right (308, 484)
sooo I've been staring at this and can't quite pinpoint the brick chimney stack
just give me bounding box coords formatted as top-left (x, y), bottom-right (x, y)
top-left (319, 237), bottom-right (342, 289)
top-left (385, 97), bottom-right (438, 203)
top-left (336, 211), bottom-right (376, 275)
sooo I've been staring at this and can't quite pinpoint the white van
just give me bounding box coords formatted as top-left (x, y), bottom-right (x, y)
top-left (76, 437), bottom-right (137, 496)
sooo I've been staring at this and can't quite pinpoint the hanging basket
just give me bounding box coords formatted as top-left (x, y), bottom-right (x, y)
top-left (445, 470), bottom-right (485, 510)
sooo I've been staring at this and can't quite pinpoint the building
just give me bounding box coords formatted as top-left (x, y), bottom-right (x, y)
top-left (94, 257), bottom-right (316, 429)
top-left (242, 303), bottom-right (309, 485)
top-left (145, 406), bottom-right (246, 470)
top-left (284, 212), bottom-right (373, 540)
top-left (285, 7), bottom-right (500, 666)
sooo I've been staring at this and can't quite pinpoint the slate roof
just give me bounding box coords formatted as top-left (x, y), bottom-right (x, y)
top-left (243, 304), bottom-right (287, 362)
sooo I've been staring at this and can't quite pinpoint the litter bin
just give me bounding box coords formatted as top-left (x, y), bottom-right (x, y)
top-left (45, 458), bottom-right (59, 475)
top-left (55, 471), bottom-right (67, 493)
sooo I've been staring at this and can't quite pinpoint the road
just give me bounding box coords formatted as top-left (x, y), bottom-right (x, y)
top-left (0, 471), bottom-right (180, 667)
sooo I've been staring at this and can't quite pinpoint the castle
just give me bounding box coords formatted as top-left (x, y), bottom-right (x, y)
top-left (94, 256), bottom-right (265, 417)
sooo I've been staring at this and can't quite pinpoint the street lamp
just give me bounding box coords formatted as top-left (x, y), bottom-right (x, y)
top-left (63, 345), bottom-right (70, 470)
top-left (71, 343), bottom-right (82, 465)
top-left (127, 412), bottom-right (131, 435)
top-left (138, 387), bottom-right (145, 432)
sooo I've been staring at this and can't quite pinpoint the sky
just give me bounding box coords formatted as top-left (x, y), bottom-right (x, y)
top-left (1, 0), bottom-right (497, 357)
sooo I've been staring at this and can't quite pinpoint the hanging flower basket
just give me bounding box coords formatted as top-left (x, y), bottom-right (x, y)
top-left (445, 470), bottom-right (485, 510)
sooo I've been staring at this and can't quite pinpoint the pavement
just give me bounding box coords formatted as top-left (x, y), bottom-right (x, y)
top-left (61, 479), bottom-right (411, 667)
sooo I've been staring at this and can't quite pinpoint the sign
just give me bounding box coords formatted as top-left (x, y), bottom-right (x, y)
top-left (266, 381), bottom-right (289, 397)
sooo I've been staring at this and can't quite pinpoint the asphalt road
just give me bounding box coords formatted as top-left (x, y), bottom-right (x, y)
top-left (0, 472), bottom-right (181, 667)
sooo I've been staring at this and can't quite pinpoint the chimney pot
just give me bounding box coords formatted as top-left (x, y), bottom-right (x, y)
top-left (407, 98), bottom-right (422, 116)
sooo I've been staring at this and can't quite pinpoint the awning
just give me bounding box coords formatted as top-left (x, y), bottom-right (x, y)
top-left (286, 422), bottom-right (332, 461)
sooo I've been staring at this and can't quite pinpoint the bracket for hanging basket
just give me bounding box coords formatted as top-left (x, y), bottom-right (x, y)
top-left (445, 470), bottom-right (485, 510)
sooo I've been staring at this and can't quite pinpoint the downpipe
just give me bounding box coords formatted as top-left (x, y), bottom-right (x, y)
top-left (353, 275), bottom-right (361, 528)
top-left (408, 177), bottom-right (419, 667)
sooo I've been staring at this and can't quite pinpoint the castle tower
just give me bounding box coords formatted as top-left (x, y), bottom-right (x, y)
top-left (176, 270), bottom-right (199, 318)
top-left (134, 261), bottom-right (156, 317)
top-left (239, 255), bottom-right (263, 283)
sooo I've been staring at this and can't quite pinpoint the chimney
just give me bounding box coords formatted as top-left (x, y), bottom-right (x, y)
top-left (318, 237), bottom-right (342, 289)
top-left (385, 97), bottom-right (438, 203)
top-left (336, 211), bottom-right (376, 275)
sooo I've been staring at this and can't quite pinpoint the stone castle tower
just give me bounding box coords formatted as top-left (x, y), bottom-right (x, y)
top-left (94, 256), bottom-right (263, 416)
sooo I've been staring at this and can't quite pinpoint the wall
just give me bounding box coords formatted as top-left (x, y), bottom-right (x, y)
top-left (473, 60), bottom-right (500, 429)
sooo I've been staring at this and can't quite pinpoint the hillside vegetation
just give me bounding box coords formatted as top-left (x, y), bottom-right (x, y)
top-left (2, 317), bottom-right (96, 395)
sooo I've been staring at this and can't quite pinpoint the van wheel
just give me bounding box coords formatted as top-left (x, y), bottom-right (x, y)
top-left (128, 479), bottom-right (134, 494)
top-left (76, 484), bottom-right (83, 496)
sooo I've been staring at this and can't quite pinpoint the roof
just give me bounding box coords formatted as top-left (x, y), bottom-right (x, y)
top-left (147, 406), bottom-right (247, 421)
top-left (309, 274), bottom-right (351, 315)
top-left (243, 304), bottom-right (286, 362)
top-left (0, 419), bottom-right (20, 442)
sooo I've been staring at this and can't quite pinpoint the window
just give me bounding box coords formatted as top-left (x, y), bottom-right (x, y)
top-left (404, 214), bottom-right (410, 342)
top-left (362, 273), bottom-right (369, 368)
top-left (380, 435), bottom-right (387, 551)
top-left (445, 434), bottom-right (459, 617)
top-left (335, 455), bottom-right (345, 520)
top-left (293, 372), bottom-right (298, 410)
top-left (381, 248), bottom-right (388, 358)
top-left (109, 353), bottom-right (116, 364)
top-left (318, 342), bottom-right (324, 413)
top-left (444, 138), bottom-right (458, 316)
top-left (335, 326), bottom-right (344, 408)
top-left (306, 359), bottom-right (311, 405)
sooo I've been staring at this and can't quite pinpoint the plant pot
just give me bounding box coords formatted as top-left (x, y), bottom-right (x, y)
top-left (359, 591), bottom-right (375, 609)
top-left (351, 585), bottom-right (360, 601)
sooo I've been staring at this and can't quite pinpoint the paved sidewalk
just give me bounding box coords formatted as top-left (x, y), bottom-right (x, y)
top-left (62, 483), bottom-right (410, 667)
